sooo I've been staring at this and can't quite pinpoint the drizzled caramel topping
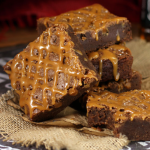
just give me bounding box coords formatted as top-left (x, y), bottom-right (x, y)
top-left (40, 4), bottom-right (127, 40)
top-left (5, 24), bottom-right (97, 118)
top-left (99, 50), bottom-right (119, 81)
top-left (88, 44), bottom-right (131, 81)
top-left (116, 30), bottom-right (120, 41)
top-left (75, 50), bottom-right (83, 55)
top-left (88, 52), bottom-right (99, 61)
top-left (87, 90), bottom-right (150, 121)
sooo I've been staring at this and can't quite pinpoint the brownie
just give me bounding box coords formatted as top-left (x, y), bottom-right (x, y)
top-left (87, 90), bottom-right (150, 141)
top-left (88, 44), bottom-right (133, 82)
top-left (4, 23), bottom-right (100, 122)
top-left (70, 70), bottom-right (142, 112)
top-left (37, 4), bottom-right (132, 54)
top-left (100, 70), bottom-right (142, 93)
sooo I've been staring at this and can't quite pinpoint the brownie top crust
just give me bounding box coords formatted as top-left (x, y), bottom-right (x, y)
top-left (87, 90), bottom-right (150, 122)
top-left (4, 23), bottom-right (99, 119)
top-left (38, 3), bottom-right (128, 41)
top-left (87, 44), bottom-right (132, 81)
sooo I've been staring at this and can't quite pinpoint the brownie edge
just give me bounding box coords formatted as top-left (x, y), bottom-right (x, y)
top-left (87, 90), bottom-right (150, 141)
top-left (70, 70), bottom-right (141, 112)
top-left (37, 4), bottom-right (132, 53)
top-left (89, 44), bottom-right (133, 82)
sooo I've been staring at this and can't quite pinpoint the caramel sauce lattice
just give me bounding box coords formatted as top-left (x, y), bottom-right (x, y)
top-left (87, 90), bottom-right (150, 121)
top-left (42, 4), bottom-right (126, 40)
top-left (8, 25), bottom-right (95, 118)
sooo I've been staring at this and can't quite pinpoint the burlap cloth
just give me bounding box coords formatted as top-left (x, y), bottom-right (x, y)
top-left (0, 37), bottom-right (150, 150)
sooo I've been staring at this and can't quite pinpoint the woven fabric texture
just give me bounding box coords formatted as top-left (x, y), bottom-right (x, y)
top-left (0, 89), bottom-right (129, 150)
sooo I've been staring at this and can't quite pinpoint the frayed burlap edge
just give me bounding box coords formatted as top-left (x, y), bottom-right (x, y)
top-left (0, 89), bottom-right (130, 150)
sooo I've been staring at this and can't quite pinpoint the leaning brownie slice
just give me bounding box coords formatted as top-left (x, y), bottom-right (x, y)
top-left (88, 44), bottom-right (133, 82)
top-left (87, 90), bottom-right (150, 141)
top-left (4, 23), bottom-right (99, 122)
top-left (37, 4), bottom-right (132, 54)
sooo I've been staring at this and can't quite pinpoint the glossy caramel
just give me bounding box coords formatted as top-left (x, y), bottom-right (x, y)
top-left (5, 24), bottom-right (98, 118)
top-left (88, 44), bottom-right (131, 81)
top-left (39, 4), bottom-right (127, 40)
top-left (87, 90), bottom-right (150, 121)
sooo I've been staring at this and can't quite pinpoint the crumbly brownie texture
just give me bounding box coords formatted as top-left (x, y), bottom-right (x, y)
top-left (100, 70), bottom-right (142, 93)
top-left (4, 24), bottom-right (99, 122)
top-left (87, 90), bottom-right (150, 141)
top-left (37, 4), bottom-right (132, 53)
top-left (88, 44), bottom-right (133, 82)
top-left (70, 70), bottom-right (141, 112)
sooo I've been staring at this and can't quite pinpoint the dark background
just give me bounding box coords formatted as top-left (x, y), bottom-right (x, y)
top-left (0, 0), bottom-right (143, 45)
top-left (0, 0), bottom-right (142, 30)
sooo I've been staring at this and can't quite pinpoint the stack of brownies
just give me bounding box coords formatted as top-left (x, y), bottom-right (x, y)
top-left (4, 4), bottom-right (150, 141)
top-left (37, 4), bottom-right (141, 94)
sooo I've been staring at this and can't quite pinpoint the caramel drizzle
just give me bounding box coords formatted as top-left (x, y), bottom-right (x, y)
top-left (88, 44), bottom-right (131, 81)
top-left (116, 30), bottom-right (120, 41)
top-left (87, 90), bottom-right (150, 121)
top-left (8, 25), bottom-right (97, 118)
top-left (41, 4), bottom-right (126, 40)
top-left (99, 50), bottom-right (119, 81)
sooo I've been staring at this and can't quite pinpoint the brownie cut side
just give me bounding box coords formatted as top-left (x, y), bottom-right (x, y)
top-left (4, 23), bottom-right (100, 122)
top-left (37, 4), bottom-right (132, 54)
top-left (70, 70), bottom-right (142, 112)
top-left (100, 70), bottom-right (142, 93)
top-left (88, 44), bottom-right (133, 82)
top-left (76, 22), bottom-right (131, 54)
top-left (87, 90), bottom-right (150, 141)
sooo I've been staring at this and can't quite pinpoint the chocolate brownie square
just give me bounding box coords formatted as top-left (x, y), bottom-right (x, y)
top-left (100, 70), bottom-right (142, 93)
top-left (88, 44), bottom-right (133, 82)
top-left (37, 4), bottom-right (132, 54)
top-left (4, 23), bottom-right (99, 122)
top-left (87, 90), bottom-right (150, 141)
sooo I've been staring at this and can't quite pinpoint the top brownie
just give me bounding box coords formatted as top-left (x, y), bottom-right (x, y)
top-left (4, 23), bottom-right (99, 122)
top-left (37, 4), bottom-right (132, 53)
